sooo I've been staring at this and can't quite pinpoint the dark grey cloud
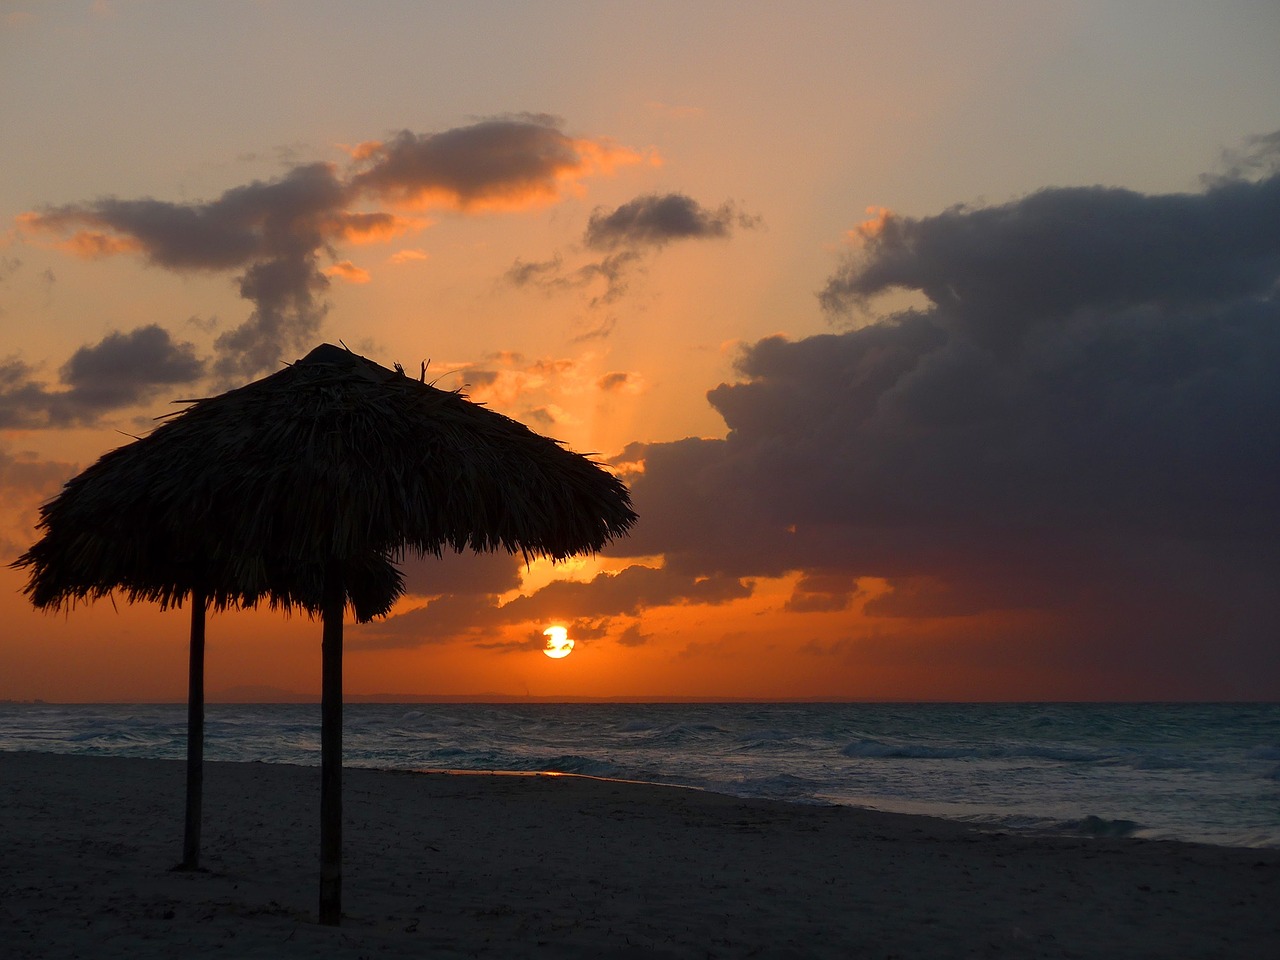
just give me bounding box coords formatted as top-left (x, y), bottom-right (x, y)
top-left (498, 564), bottom-right (752, 623)
top-left (350, 116), bottom-right (605, 209)
top-left (505, 250), bottom-right (642, 306)
top-left (358, 591), bottom-right (496, 646)
top-left (611, 165), bottom-right (1280, 697)
top-left (578, 251), bottom-right (644, 306)
top-left (477, 617), bottom-right (615, 655)
top-left (1205, 130), bottom-right (1280, 186)
top-left (508, 192), bottom-right (758, 306)
top-left (616, 623), bottom-right (652, 647)
top-left (355, 563), bottom-right (752, 649)
top-left (61, 324), bottom-right (205, 410)
top-left (25, 117), bottom-right (642, 380)
top-left (584, 193), bottom-right (755, 250)
top-left (820, 172), bottom-right (1280, 352)
top-left (0, 325), bottom-right (204, 428)
top-left (27, 163), bottom-right (362, 379)
top-left (214, 251), bottom-right (331, 379)
top-left (597, 371), bottom-right (633, 392)
top-left (504, 256), bottom-right (565, 289)
top-left (784, 572), bottom-right (860, 613)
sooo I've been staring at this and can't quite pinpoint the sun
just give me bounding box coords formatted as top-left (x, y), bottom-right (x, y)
top-left (542, 625), bottom-right (574, 659)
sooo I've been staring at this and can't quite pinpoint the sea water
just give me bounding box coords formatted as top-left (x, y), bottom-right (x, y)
top-left (1, 701), bottom-right (1276, 849)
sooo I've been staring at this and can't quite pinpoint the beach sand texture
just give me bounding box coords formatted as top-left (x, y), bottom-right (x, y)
top-left (1, 752), bottom-right (1276, 958)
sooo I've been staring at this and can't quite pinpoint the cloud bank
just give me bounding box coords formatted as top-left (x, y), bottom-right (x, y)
top-left (0, 325), bottom-right (204, 428)
top-left (605, 165), bottom-right (1280, 696)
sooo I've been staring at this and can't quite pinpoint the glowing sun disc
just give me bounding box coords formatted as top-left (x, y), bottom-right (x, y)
top-left (542, 625), bottom-right (574, 659)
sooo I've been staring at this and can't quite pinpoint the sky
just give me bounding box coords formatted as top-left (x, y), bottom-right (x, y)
top-left (2, 0), bottom-right (1278, 702)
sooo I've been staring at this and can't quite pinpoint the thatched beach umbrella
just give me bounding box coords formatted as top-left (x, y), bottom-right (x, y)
top-left (16, 484), bottom-right (405, 873)
top-left (17, 343), bottom-right (636, 924)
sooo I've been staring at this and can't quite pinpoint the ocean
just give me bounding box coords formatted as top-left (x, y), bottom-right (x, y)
top-left (2, 701), bottom-right (1277, 849)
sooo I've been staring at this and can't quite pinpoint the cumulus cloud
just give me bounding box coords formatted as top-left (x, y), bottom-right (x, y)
top-left (322, 259), bottom-right (371, 284)
top-left (1205, 129), bottom-right (1280, 186)
top-left (21, 162), bottom-right (355, 379)
top-left (21, 118), bottom-right (649, 379)
top-left (508, 192), bottom-right (758, 305)
top-left (0, 325), bottom-right (204, 428)
top-left (597, 371), bottom-right (638, 393)
top-left (584, 193), bottom-right (755, 250)
top-left (350, 116), bottom-right (652, 211)
top-left (819, 174), bottom-right (1280, 351)
top-left (612, 161), bottom-right (1280, 696)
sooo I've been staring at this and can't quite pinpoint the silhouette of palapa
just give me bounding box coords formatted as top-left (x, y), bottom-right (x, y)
top-left (14, 342), bottom-right (636, 926)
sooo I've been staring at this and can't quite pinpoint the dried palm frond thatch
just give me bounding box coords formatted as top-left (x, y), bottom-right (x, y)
top-left (13, 342), bottom-right (636, 924)
top-left (14, 348), bottom-right (412, 877)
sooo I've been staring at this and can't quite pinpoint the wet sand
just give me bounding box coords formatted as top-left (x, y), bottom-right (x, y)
top-left (1, 751), bottom-right (1276, 958)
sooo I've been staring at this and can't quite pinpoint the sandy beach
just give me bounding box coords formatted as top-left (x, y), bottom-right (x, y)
top-left (1, 752), bottom-right (1275, 959)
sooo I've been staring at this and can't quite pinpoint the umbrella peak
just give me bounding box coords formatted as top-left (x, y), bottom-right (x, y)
top-left (296, 342), bottom-right (425, 387)
top-left (298, 343), bottom-right (359, 367)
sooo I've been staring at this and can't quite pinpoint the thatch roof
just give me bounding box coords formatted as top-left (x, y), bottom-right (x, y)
top-left (16, 546), bottom-right (402, 623)
top-left (15, 343), bottom-right (635, 618)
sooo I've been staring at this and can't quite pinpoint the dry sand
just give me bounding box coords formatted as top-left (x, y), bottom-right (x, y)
top-left (1, 751), bottom-right (1276, 959)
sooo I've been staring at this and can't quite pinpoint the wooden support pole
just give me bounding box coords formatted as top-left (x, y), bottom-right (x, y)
top-left (179, 582), bottom-right (207, 870)
top-left (318, 564), bottom-right (345, 926)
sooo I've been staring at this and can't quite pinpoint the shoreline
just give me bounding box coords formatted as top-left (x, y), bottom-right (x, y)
top-left (2, 751), bottom-right (1277, 958)
top-left (6, 702), bottom-right (1275, 852)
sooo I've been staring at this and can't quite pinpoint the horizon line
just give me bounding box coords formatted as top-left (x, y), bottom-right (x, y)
top-left (3, 695), bottom-right (1275, 706)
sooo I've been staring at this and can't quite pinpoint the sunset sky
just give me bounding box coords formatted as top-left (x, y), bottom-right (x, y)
top-left (3, 1), bottom-right (1278, 702)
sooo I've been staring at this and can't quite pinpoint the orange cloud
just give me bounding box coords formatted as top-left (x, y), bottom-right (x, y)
top-left (597, 371), bottom-right (644, 395)
top-left (571, 137), bottom-right (660, 176)
top-left (322, 260), bottom-right (371, 284)
top-left (342, 140), bottom-right (385, 162)
top-left (389, 248), bottom-right (429, 264)
top-left (58, 230), bottom-right (143, 259)
top-left (848, 206), bottom-right (896, 243)
top-left (460, 356), bottom-right (580, 409)
top-left (327, 211), bottom-right (425, 244)
top-left (15, 212), bottom-right (139, 259)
